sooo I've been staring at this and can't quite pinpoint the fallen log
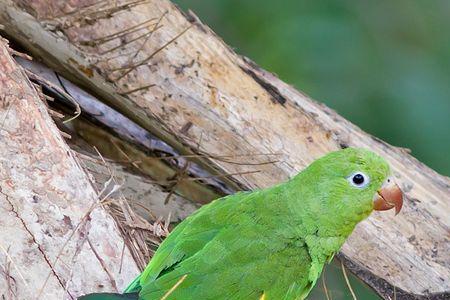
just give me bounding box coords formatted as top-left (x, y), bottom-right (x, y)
top-left (0, 1), bottom-right (448, 299)
top-left (0, 38), bottom-right (141, 299)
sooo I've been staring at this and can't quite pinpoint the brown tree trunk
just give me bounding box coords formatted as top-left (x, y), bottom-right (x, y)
top-left (0, 1), bottom-right (448, 299)
top-left (0, 38), bottom-right (141, 299)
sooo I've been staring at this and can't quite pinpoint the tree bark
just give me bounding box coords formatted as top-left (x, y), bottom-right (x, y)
top-left (0, 38), bottom-right (141, 299)
top-left (0, 1), bottom-right (448, 299)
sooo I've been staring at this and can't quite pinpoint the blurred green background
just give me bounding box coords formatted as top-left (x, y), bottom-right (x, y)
top-left (174, 0), bottom-right (450, 177)
top-left (174, 1), bottom-right (450, 299)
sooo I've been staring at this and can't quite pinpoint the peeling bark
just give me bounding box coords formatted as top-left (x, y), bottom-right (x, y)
top-left (0, 38), bottom-right (139, 299)
top-left (0, 1), bottom-right (448, 299)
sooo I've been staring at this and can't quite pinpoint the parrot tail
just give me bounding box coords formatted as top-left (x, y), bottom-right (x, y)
top-left (77, 292), bottom-right (139, 300)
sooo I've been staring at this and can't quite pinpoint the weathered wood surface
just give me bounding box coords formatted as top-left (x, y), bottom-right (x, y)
top-left (75, 149), bottom-right (198, 222)
top-left (0, 38), bottom-right (140, 299)
top-left (0, 1), bottom-right (449, 299)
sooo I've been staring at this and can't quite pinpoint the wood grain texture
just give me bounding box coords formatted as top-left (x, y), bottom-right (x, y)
top-left (0, 1), bottom-right (448, 298)
top-left (0, 38), bottom-right (140, 299)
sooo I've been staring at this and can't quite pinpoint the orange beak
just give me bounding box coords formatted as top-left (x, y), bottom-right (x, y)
top-left (373, 178), bottom-right (403, 215)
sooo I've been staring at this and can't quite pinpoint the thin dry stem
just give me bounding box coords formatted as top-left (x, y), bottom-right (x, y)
top-left (110, 138), bottom-right (143, 171)
top-left (0, 242), bottom-right (28, 294)
top-left (87, 237), bottom-right (118, 291)
top-left (46, 0), bottom-right (109, 19)
top-left (118, 83), bottom-right (156, 95)
top-left (322, 268), bottom-right (331, 300)
top-left (87, 17), bottom-right (157, 44)
top-left (91, 146), bottom-right (165, 268)
top-left (36, 202), bottom-right (98, 299)
top-left (100, 26), bottom-right (162, 55)
top-left (341, 261), bottom-right (357, 300)
top-left (114, 26), bottom-right (192, 80)
top-left (25, 69), bottom-right (81, 124)
top-left (129, 11), bottom-right (168, 61)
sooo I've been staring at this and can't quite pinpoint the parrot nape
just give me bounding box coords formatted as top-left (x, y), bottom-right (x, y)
top-left (80, 148), bottom-right (403, 300)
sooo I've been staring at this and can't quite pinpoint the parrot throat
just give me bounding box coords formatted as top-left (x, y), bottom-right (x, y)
top-left (281, 175), bottom-right (361, 264)
top-left (304, 234), bottom-right (346, 265)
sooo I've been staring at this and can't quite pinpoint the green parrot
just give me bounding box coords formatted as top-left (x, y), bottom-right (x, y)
top-left (80, 148), bottom-right (403, 300)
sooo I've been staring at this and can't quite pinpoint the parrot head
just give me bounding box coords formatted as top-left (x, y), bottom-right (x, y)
top-left (291, 148), bottom-right (403, 236)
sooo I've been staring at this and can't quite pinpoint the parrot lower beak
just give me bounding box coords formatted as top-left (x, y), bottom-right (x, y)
top-left (373, 178), bottom-right (403, 215)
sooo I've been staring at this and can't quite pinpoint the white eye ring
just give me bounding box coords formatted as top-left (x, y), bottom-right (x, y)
top-left (347, 172), bottom-right (370, 188)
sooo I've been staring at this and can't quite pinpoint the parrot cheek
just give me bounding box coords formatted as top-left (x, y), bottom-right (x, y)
top-left (373, 179), bottom-right (403, 215)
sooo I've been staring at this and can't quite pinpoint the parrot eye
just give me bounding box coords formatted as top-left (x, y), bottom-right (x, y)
top-left (347, 172), bottom-right (370, 188)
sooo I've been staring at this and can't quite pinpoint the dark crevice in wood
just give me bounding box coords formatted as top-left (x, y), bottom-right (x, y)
top-left (240, 64), bottom-right (287, 106)
top-left (337, 253), bottom-right (449, 300)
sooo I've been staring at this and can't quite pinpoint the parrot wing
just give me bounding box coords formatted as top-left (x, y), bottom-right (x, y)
top-left (138, 226), bottom-right (313, 300)
top-left (130, 194), bottom-right (237, 292)
top-left (133, 191), bottom-right (315, 300)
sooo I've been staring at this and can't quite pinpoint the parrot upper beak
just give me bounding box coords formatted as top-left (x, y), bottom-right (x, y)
top-left (373, 178), bottom-right (403, 215)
